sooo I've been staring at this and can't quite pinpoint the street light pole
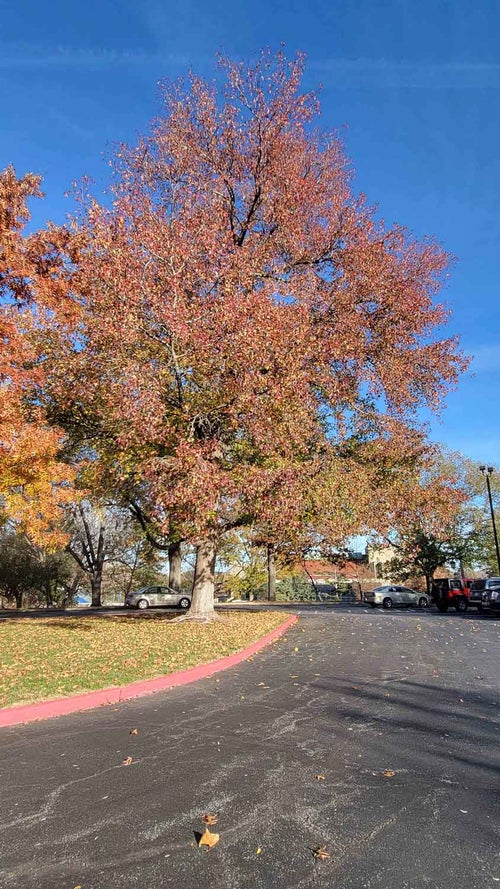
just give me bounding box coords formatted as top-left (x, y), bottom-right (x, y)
top-left (479, 465), bottom-right (500, 574)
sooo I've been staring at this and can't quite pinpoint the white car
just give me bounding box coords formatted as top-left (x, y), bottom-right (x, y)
top-left (125, 586), bottom-right (191, 610)
top-left (364, 585), bottom-right (430, 610)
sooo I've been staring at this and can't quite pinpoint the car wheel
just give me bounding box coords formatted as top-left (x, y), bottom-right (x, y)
top-left (382, 597), bottom-right (393, 609)
top-left (137, 598), bottom-right (149, 610)
top-left (418, 597), bottom-right (429, 609)
top-left (179, 597), bottom-right (190, 610)
top-left (454, 597), bottom-right (468, 613)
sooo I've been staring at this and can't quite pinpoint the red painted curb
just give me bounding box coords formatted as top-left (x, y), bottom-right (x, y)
top-left (0, 613), bottom-right (298, 728)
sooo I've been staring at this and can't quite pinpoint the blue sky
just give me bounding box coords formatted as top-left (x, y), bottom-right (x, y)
top-left (1, 0), bottom-right (499, 463)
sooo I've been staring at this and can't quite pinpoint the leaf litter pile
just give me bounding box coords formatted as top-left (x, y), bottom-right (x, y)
top-left (0, 611), bottom-right (287, 707)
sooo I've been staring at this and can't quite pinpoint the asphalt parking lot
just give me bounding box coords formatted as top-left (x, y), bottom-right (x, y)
top-left (1, 607), bottom-right (499, 889)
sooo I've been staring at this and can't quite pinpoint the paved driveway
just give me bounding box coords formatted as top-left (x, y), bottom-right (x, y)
top-left (1, 608), bottom-right (499, 889)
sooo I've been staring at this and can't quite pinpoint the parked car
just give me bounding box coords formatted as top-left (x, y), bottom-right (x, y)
top-left (364, 585), bottom-right (430, 610)
top-left (469, 577), bottom-right (500, 615)
top-left (125, 586), bottom-right (191, 610)
top-left (431, 577), bottom-right (472, 613)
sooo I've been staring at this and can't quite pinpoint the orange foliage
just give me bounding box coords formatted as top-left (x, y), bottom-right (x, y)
top-left (0, 166), bottom-right (74, 546)
top-left (21, 52), bottom-right (468, 564)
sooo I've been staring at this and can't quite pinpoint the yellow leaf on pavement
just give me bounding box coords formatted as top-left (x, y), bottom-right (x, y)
top-left (313, 846), bottom-right (331, 860)
top-left (198, 828), bottom-right (220, 850)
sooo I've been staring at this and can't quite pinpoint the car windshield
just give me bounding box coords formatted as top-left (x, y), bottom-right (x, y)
top-left (372, 587), bottom-right (389, 592)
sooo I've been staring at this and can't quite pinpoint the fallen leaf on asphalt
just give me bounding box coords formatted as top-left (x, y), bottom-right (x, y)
top-left (198, 828), bottom-right (220, 850)
top-left (202, 814), bottom-right (218, 826)
top-left (130, 728), bottom-right (138, 735)
top-left (313, 846), bottom-right (331, 860)
top-left (294, 647), bottom-right (299, 652)
top-left (123, 756), bottom-right (133, 766)
top-left (460, 810), bottom-right (468, 814)
top-left (256, 847), bottom-right (262, 854)
top-left (314, 774), bottom-right (325, 781)
top-left (383, 770), bottom-right (395, 778)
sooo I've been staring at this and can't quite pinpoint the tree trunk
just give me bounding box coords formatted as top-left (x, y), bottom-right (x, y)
top-left (168, 541), bottom-right (182, 592)
top-left (91, 571), bottom-right (102, 607)
top-left (15, 590), bottom-right (23, 609)
top-left (186, 537), bottom-right (217, 620)
top-left (267, 544), bottom-right (276, 601)
top-left (425, 573), bottom-right (433, 596)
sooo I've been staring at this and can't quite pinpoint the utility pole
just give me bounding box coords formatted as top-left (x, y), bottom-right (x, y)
top-left (479, 465), bottom-right (500, 574)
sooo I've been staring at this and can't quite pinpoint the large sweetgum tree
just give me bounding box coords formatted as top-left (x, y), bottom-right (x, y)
top-left (38, 50), bottom-right (466, 618)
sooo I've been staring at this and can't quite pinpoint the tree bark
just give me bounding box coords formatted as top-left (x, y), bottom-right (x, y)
top-left (267, 544), bottom-right (276, 601)
top-left (183, 537), bottom-right (217, 620)
top-left (90, 525), bottom-right (105, 607)
top-left (15, 590), bottom-right (23, 609)
top-left (168, 541), bottom-right (182, 592)
top-left (91, 569), bottom-right (103, 607)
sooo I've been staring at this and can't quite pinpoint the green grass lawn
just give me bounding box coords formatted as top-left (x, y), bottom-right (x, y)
top-left (0, 610), bottom-right (289, 708)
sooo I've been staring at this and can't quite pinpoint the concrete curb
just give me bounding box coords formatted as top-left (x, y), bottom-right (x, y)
top-left (0, 614), bottom-right (298, 728)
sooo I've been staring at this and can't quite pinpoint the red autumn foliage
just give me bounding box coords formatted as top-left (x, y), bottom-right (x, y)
top-left (31, 50), bottom-right (466, 613)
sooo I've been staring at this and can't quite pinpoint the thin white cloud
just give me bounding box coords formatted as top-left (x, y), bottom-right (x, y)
top-left (308, 58), bottom-right (500, 89)
top-left (2, 46), bottom-right (500, 89)
top-left (0, 44), bottom-right (193, 69)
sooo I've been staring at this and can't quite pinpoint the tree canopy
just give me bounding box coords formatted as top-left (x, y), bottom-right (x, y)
top-left (2, 50), bottom-right (468, 616)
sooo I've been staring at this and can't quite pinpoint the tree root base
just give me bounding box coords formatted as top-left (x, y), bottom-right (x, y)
top-left (173, 611), bottom-right (228, 624)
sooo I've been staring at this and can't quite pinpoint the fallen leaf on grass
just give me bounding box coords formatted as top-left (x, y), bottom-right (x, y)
top-left (130, 728), bottom-right (138, 736)
top-left (383, 769), bottom-right (395, 778)
top-left (202, 813), bottom-right (218, 826)
top-left (123, 756), bottom-right (133, 766)
top-left (313, 846), bottom-right (331, 860)
top-left (198, 828), bottom-right (219, 850)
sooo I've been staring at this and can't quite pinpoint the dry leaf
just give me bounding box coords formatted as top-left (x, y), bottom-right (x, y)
top-left (130, 728), bottom-right (138, 735)
top-left (198, 828), bottom-right (220, 850)
top-left (313, 846), bottom-right (331, 860)
top-left (123, 756), bottom-right (133, 766)
top-left (202, 813), bottom-right (218, 826)
top-left (383, 769), bottom-right (395, 778)
top-left (314, 774), bottom-right (325, 781)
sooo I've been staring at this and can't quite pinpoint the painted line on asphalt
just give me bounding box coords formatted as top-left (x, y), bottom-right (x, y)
top-left (0, 614), bottom-right (298, 728)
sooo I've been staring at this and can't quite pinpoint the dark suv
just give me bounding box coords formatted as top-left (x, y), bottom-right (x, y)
top-left (469, 577), bottom-right (500, 614)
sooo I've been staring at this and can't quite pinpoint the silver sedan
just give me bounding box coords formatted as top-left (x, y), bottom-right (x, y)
top-left (125, 586), bottom-right (191, 610)
top-left (364, 585), bottom-right (430, 610)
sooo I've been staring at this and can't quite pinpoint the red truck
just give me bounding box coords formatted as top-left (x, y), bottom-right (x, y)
top-left (431, 578), bottom-right (473, 613)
